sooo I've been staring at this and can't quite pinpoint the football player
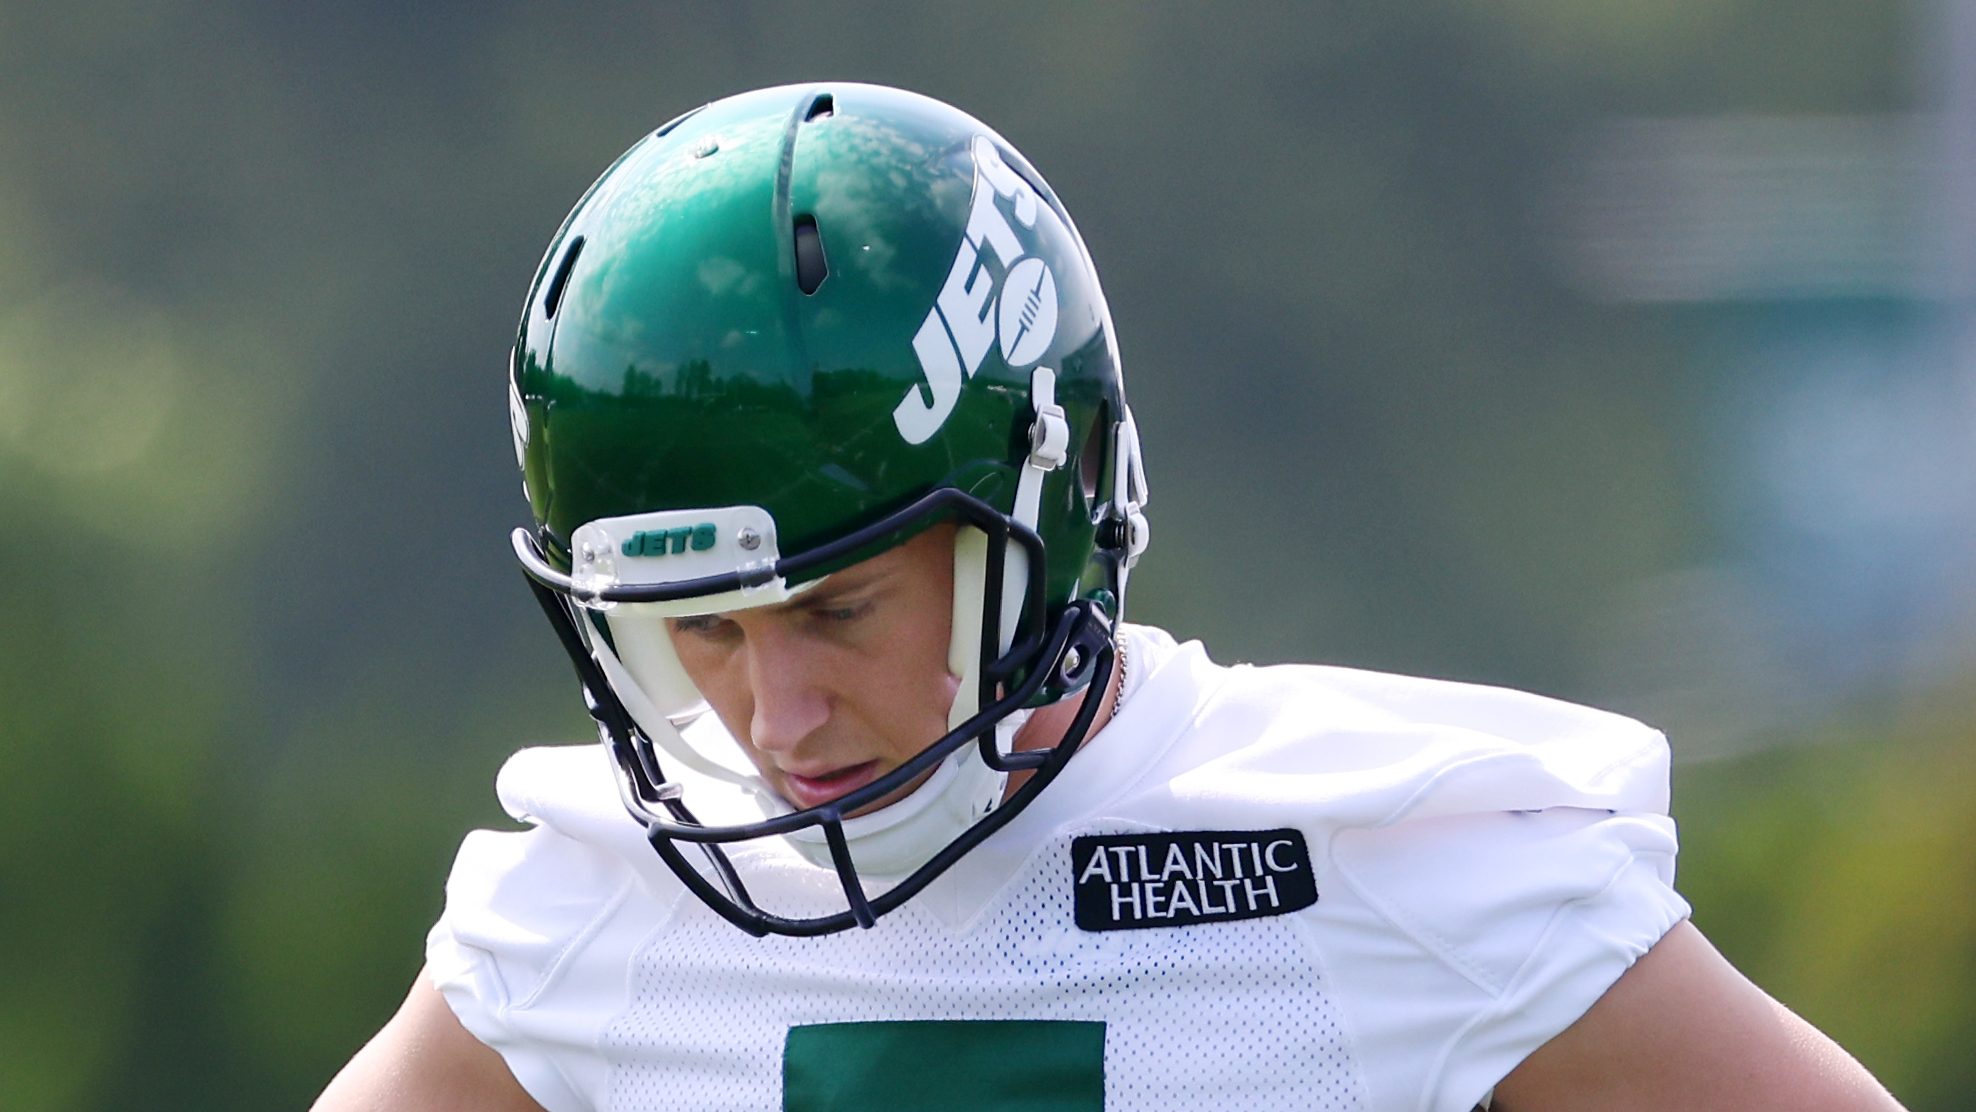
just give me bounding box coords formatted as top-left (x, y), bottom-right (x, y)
top-left (316, 83), bottom-right (1903, 1111)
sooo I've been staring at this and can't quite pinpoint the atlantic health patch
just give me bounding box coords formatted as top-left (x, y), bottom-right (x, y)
top-left (1071, 829), bottom-right (1318, 932)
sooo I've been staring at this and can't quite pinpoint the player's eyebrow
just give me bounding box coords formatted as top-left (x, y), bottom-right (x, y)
top-left (683, 567), bottom-right (887, 623)
top-left (785, 579), bottom-right (864, 609)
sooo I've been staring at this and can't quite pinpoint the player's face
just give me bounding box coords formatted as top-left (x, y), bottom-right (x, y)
top-left (665, 526), bottom-right (959, 816)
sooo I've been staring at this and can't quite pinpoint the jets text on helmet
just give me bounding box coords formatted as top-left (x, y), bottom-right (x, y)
top-left (893, 136), bottom-right (1060, 445)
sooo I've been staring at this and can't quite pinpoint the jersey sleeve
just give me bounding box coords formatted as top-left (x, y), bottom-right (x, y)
top-left (426, 745), bottom-right (669, 1112)
top-left (1313, 730), bottom-right (1689, 1112)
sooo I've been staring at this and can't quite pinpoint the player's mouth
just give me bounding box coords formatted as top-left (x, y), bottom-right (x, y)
top-left (780, 760), bottom-right (882, 811)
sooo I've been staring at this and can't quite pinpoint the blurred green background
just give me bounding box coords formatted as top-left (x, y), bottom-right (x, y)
top-left (3, 1), bottom-right (1971, 1108)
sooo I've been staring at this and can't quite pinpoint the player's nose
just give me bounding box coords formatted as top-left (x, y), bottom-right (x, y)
top-left (742, 630), bottom-right (831, 756)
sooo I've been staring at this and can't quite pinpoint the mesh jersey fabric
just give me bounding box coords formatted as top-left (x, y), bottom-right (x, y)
top-left (427, 625), bottom-right (1690, 1112)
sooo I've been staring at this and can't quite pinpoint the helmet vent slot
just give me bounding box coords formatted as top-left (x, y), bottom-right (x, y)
top-left (793, 215), bottom-right (828, 295)
top-left (653, 105), bottom-right (704, 138)
top-left (543, 235), bottom-right (585, 318)
top-left (804, 93), bottom-right (835, 122)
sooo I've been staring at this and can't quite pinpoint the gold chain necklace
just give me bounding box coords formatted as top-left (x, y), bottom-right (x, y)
top-left (1113, 631), bottom-right (1129, 711)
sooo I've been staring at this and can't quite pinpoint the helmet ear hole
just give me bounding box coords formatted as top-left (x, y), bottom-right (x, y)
top-left (1078, 402), bottom-right (1110, 501)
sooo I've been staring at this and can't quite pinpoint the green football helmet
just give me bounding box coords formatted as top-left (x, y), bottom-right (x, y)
top-left (509, 82), bottom-right (1149, 936)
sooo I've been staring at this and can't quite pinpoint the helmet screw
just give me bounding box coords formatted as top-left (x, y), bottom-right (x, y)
top-left (737, 527), bottom-right (762, 551)
top-left (1060, 646), bottom-right (1084, 679)
top-left (580, 543), bottom-right (597, 564)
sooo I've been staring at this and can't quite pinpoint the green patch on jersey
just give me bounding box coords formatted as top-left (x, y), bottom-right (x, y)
top-left (783, 1019), bottom-right (1105, 1110)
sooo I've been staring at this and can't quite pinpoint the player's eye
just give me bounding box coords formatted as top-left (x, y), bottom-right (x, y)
top-left (810, 599), bottom-right (873, 624)
top-left (669, 614), bottom-right (738, 640)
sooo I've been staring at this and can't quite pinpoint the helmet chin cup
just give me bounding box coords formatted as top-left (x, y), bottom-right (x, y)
top-left (771, 737), bottom-right (1009, 878)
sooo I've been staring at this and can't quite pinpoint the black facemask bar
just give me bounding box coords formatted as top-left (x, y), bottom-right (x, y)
top-left (514, 487), bottom-right (1119, 936)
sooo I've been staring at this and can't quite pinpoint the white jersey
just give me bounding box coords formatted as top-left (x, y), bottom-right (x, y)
top-left (429, 625), bottom-right (1688, 1112)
